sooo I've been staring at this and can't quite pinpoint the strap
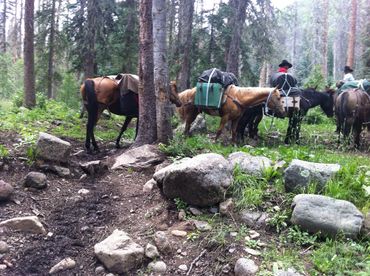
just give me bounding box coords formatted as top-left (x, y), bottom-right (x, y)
top-left (206, 68), bottom-right (217, 106)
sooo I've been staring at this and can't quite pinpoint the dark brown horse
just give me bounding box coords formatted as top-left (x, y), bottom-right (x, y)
top-left (174, 83), bottom-right (286, 142)
top-left (81, 74), bottom-right (182, 152)
top-left (335, 88), bottom-right (370, 148)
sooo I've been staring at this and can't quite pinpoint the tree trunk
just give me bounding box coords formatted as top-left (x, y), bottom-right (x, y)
top-left (47, 0), bottom-right (56, 99)
top-left (153, 0), bottom-right (172, 143)
top-left (177, 0), bottom-right (194, 91)
top-left (121, 0), bottom-right (137, 73)
top-left (259, 61), bottom-right (267, 87)
top-left (226, 0), bottom-right (248, 77)
top-left (0, 0), bottom-right (6, 53)
top-left (135, 0), bottom-right (157, 146)
top-left (84, 0), bottom-right (96, 78)
top-left (24, 0), bottom-right (35, 108)
top-left (322, 0), bottom-right (329, 78)
top-left (346, 0), bottom-right (357, 67)
top-left (361, 0), bottom-right (370, 78)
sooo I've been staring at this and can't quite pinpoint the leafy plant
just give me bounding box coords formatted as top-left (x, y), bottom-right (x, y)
top-left (281, 226), bottom-right (317, 246)
top-left (267, 208), bottom-right (290, 233)
top-left (174, 197), bottom-right (187, 211)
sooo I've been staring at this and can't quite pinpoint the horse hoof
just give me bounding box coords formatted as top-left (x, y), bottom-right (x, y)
top-left (115, 144), bottom-right (121, 149)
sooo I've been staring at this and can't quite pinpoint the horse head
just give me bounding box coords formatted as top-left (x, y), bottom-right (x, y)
top-left (321, 87), bottom-right (336, 117)
top-left (267, 88), bottom-right (286, 118)
top-left (169, 81), bottom-right (182, 107)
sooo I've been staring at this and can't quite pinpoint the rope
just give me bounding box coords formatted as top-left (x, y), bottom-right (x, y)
top-left (206, 68), bottom-right (217, 106)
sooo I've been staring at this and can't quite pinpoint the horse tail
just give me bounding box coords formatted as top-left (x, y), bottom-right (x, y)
top-left (84, 79), bottom-right (98, 125)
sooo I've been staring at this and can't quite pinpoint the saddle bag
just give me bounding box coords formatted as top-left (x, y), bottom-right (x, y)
top-left (194, 82), bottom-right (224, 109)
top-left (120, 90), bottom-right (139, 116)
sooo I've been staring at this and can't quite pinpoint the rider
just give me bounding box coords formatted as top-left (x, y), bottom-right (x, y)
top-left (270, 60), bottom-right (298, 92)
top-left (343, 65), bottom-right (355, 83)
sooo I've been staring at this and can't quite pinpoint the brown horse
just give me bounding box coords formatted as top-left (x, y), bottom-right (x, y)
top-left (335, 88), bottom-right (370, 148)
top-left (174, 83), bottom-right (286, 142)
top-left (81, 75), bottom-right (182, 152)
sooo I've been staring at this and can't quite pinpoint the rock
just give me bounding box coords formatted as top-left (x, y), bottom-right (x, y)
top-left (80, 160), bottom-right (108, 176)
top-left (112, 144), bottom-right (165, 170)
top-left (176, 115), bottom-right (207, 134)
top-left (362, 212), bottom-right (370, 237)
top-left (193, 220), bottom-right (212, 232)
top-left (0, 264), bottom-right (6, 270)
top-left (239, 210), bottom-right (268, 229)
top-left (0, 241), bottom-right (8, 253)
top-left (228, 152), bottom-right (272, 176)
top-left (291, 194), bottom-right (364, 238)
top-left (154, 231), bottom-right (171, 253)
top-left (249, 230), bottom-right (260, 239)
top-left (94, 229), bottom-right (144, 274)
top-left (143, 179), bottom-right (156, 193)
top-left (145, 243), bottom-right (159, 259)
top-left (219, 198), bottom-right (234, 216)
top-left (234, 258), bottom-right (259, 276)
top-left (178, 210), bottom-right (186, 221)
top-left (0, 216), bottom-right (46, 234)
top-left (274, 268), bottom-right (304, 276)
top-left (95, 266), bottom-right (105, 274)
top-left (36, 132), bottom-right (71, 162)
top-left (153, 153), bottom-right (232, 207)
top-left (179, 264), bottom-right (188, 271)
top-left (52, 166), bottom-right (71, 177)
top-left (284, 159), bottom-right (340, 192)
top-left (0, 180), bottom-right (13, 201)
top-left (171, 230), bottom-right (187, 237)
top-left (77, 189), bottom-right (90, 195)
top-left (49, 257), bottom-right (76, 274)
top-left (24, 172), bottom-right (47, 189)
top-left (189, 207), bottom-right (203, 216)
top-left (148, 261), bottom-right (167, 273)
top-left (244, 247), bottom-right (261, 256)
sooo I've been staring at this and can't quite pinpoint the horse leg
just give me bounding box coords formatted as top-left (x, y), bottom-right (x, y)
top-left (184, 109), bottom-right (198, 136)
top-left (216, 115), bottom-right (229, 141)
top-left (285, 116), bottom-right (294, 144)
top-left (116, 116), bottom-right (134, 148)
top-left (353, 122), bottom-right (362, 149)
top-left (231, 118), bottom-right (240, 144)
top-left (295, 113), bottom-right (304, 144)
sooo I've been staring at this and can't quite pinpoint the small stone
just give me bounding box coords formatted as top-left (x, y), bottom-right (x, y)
top-left (189, 207), bottom-right (203, 216)
top-left (3, 260), bottom-right (13, 268)
top-left (179, 264), bottom-right (188, 271)
top-left (47, 232), bottom-right (53, 237)
top-left (222, 264), bottom-right (231, 273)
top-left (249, 230), bottom-right (260, 239)
top-left (230, 232), bottom-right (238, 237)
top-left (234, 258), bottom-right (259, 276)
top-left (0, 264), bottom-right (6, 270)
top-left (0, 241), bottom-right (9, 253)
top-left (219, 198), bottom-right (234, 216)
top-left (0, 180), bottom-right (14, 201)
top-left (244, 247), bottom-right (261, 256)
top-left (194, 220), bottom-right (212, 232)
top-left (154, 231), bottom-right (171, 253)
top-left (209, 207), bottom-right (218, 214)
top-left (49, 257), bottom-right (76, 274)
top-left (178, 210), bottom-right (186, 221)
top-left (95, 266), bottom-right (105, 274)
top-left (77, 189), bottom-right (90, 195)
top-left (145, 243), bottom-right (160, 259)
top-left (143, 179), bottom-right (156, 193)
top-left (171, 230), bottom-right (187, 237)
top-left (0, 216), bottom-right (46, 234)
top-left (80, 160), bottom-right (108, 175)
top-left (52, 166), bottom-right (71, 177)
top-left (148, 261), bottom-right (167, 273)
top-left (79, 174), bottom-right (87, 181)
top-left (24, 172), bottom-right (47, 189)
top-left (228, 248), bottom-right (236, 253)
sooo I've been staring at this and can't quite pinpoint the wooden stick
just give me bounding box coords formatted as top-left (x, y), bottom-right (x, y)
top-left (186, 249), bottom-right (207, 276)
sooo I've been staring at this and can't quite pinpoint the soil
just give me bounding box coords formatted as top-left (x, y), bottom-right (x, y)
top-left (0, 131), bottom-right (261, 276)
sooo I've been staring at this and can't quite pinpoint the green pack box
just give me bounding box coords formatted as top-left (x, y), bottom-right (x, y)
top-left (194, 82), bottom-right (223, 109)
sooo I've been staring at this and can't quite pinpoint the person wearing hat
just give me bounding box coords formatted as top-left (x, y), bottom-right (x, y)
top-left (278, 59), bottom-right (293, 73)
top-left (343, 66), bottom-right (354, 83)
top-left (270, 60), bottom-right (298, 92)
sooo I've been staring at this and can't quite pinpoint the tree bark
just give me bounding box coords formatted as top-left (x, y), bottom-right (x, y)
top-left (259, 61), bottom-right (267, 87)
top-left (153, 0), bottom-right (172, 143)
top-left (84, 0), bottom-right (96, 78)
top-left (135, 0), bottom-right (157, 146)
top-left (346, 0), bottom-right (357, 67)
top-left (177, 0), bottom-right (194, 91)
top-left (47, 0), bottom-right (56, 98)
top-left (226, 0), bottom-right (248, 77)
top-left (24, 0), bottom-right (35, 108)
top-left (0, 0), bottom-right (6, 53)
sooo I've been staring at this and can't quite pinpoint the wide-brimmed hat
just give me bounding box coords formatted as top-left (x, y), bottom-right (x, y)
top-left (344, 65), bottom-right (353, 73)
top-left (279, 60), bottom-right (292, 68)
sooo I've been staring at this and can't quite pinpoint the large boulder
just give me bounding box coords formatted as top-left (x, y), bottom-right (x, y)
top-left (228, 152), bottom-right (272, 176)
top-left (112, 144), bottom-right (165, 170)
top-left (36, 132), bottom-right (71, 163)
top-left (0, 180), bottom-right (13, 201)
top-left (153, 153), bottom-right (232, 207)
top-left (291, 194), bottom-right (364, 239)
top-left (94, 229), bottom-right (144, 274)
top-left (284, 159), bottom-right (340, 192)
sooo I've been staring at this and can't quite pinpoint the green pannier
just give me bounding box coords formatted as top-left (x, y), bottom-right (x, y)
top-left (338, 80), bottom-right (370, 94)
top-left (194, 82), bottom-right (224, 109)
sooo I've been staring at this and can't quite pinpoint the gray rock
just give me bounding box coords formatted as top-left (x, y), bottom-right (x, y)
top-left (228, 152), bottom-right (272, 176)
top-left (239, 210), bottom-right (268, 229)
top-left (49, 257), bottom-right (76, 274)
top-left (291, 194), bottom-right (364, 238)
top-left (148, 261), bottom-right (167, 273)
top-left (80, 160), bottom-right (108, 175)
top-left (176, 115), bottom-right (207, 134)
top-left (145, 243), bottom-right (159, 259)
top-left (189, 207), bottom-right (203, 216)
top-left (193, 220), bottom-right (212, 232)
top-left (0, 180), bottom-right (13, 201)
top-left (94, 229), bottom-right (144, 274)
top-left (112, 144), bottom-right (165, 170)
top-left (143, 179), bottom-right (156, 193)
top-left (24, 172), bottom-right (47, 189)
top-left (0, 216), bottom-right (46, 234)
top-left (0, 241), bottom-right (9, 253)
top-left (179, 264), bottom-right (188, 271)
top-left (153, 153), bottom-right (232, 207)
top-left (234, 258), bottom-right (258, 276)
top-left (284, 159), bottom-right (340, 192)
top-left (274, 268), bottom-right (304, 276)
top-left (154, 231), bottom-right (171, 254)
top-left (362, 212), bottom-right (370, 237)
top-left (36, 132), bottom-right (71, 162)
top-left (94, 266), bottom-right (105, 274)
top-left (219, 198), bottom-right (234, 216)
top-left (52, 166), bottom-right (71, 177)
